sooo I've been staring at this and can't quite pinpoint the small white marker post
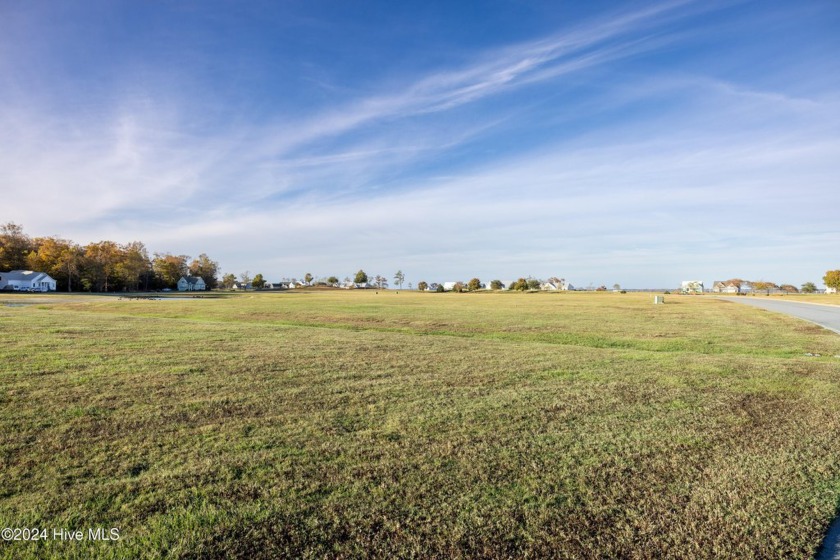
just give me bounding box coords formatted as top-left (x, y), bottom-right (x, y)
top-left (654, 296), bottom-right (665, 304)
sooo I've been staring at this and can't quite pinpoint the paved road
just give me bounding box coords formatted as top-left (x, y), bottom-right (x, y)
top-left (718, 297), bottom-right (840, 334)
top-left (720, 297), bottom-right (840, 560)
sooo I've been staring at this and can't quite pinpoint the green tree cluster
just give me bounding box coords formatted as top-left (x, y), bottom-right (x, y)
top-left (509, 278), bottom-right (528, 291)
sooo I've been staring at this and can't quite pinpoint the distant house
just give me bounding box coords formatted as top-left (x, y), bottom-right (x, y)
top-left (0, 270), bottom-right (57, 292)
top-left (177, 276), bottom-right (206, 291)
top-left (680, 280), bottom-right (704, 294)
top-left (264, 281), bottom-right (295, 290)
top-left (712, 280), bottom-right (738, 294)
top-left (711, 281), bottom-right (740, 294)
top-left (827, 287), bottom-right (838, 294)
top-left (541, 279), bottom-right (574, 291)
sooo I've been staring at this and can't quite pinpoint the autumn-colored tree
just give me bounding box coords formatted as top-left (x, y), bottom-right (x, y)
top-left (417, 281), bottom-right (428, 291)
top-left (751, 280), bottom-right (778, 295)
top-left (779, 284), bottom-right (799, 294)
top-left (451, 282), bottom-right (465, 293)
top-left (467, 278), bottom-right (482, 291)
top-left (0, 222), bottom-right (33, 271)
top-left (25, 237), bottom-right (82, 291)
top-left (83, 241), bottom-right (121, 292)
top-left (824, 270), bottom-right (840, 291)
top-left (153, 253), bottom-right (190, 289)
top-left (116, 241), bottom-right (151, 291)
top-left (2, 224), bottom-right (223, 293)
top-left (221, 273), bottom-right (237, 290)
top-left (189, 253), bottom-right (219, 289)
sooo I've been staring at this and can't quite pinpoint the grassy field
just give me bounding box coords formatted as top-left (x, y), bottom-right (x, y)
top-left (1, 290), bottom-right (840, 559)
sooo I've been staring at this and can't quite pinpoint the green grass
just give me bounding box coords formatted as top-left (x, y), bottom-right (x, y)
top-left (1, 291), bottom-right (839, 558)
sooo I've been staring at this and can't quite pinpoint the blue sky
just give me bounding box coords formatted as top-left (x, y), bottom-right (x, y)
top-left (1, 1), bottom-right (838, 288)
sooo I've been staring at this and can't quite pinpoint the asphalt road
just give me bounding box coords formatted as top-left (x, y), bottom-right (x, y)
top-left (719, 296), bottom-right (840, 560)
top-left (718, 297), bottom-right (840, 334)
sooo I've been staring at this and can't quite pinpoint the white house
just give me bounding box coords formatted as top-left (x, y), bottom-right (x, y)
top-left (0, 270), bottom-right (57, 292)
top-left (177, 276), bottom-right (206, 291)
top-left (827, 287), bottom-right (838, 294)
top-left (711, 281), bottom-right (740, 294)
top-left (541, 279), bottom-right (574, 291)
top-left (680, 280), bottom-right (704, 294)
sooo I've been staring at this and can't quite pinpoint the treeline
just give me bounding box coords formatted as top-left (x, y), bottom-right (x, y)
top-left (416, 277), bottom-right (565, 292)
top-left (0, 223), bottom-right (219, 292)
top-left (717, 278), bottom-right (824, 294)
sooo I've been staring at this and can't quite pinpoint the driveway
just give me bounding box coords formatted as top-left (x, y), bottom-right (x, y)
top-left (717, 297), bottom-right (840, 335)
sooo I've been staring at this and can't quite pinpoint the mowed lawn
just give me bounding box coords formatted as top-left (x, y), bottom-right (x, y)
top-left (1, 291), bottom-right (840, 559)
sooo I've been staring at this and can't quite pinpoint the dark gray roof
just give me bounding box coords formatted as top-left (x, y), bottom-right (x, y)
top-left (1, 270), bottom-right (53, 282)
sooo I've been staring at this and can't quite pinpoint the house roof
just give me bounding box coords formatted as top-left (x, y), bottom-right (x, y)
top-left (1, 270), bottom-right (53, 282)
top-left (180, 276), bottom-right (205, 285)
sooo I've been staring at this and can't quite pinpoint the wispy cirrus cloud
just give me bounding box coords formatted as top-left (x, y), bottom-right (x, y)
top-left (254, 1), bottom-right (699, 158)
top-left (1, 2), bottom-right (700, 222)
